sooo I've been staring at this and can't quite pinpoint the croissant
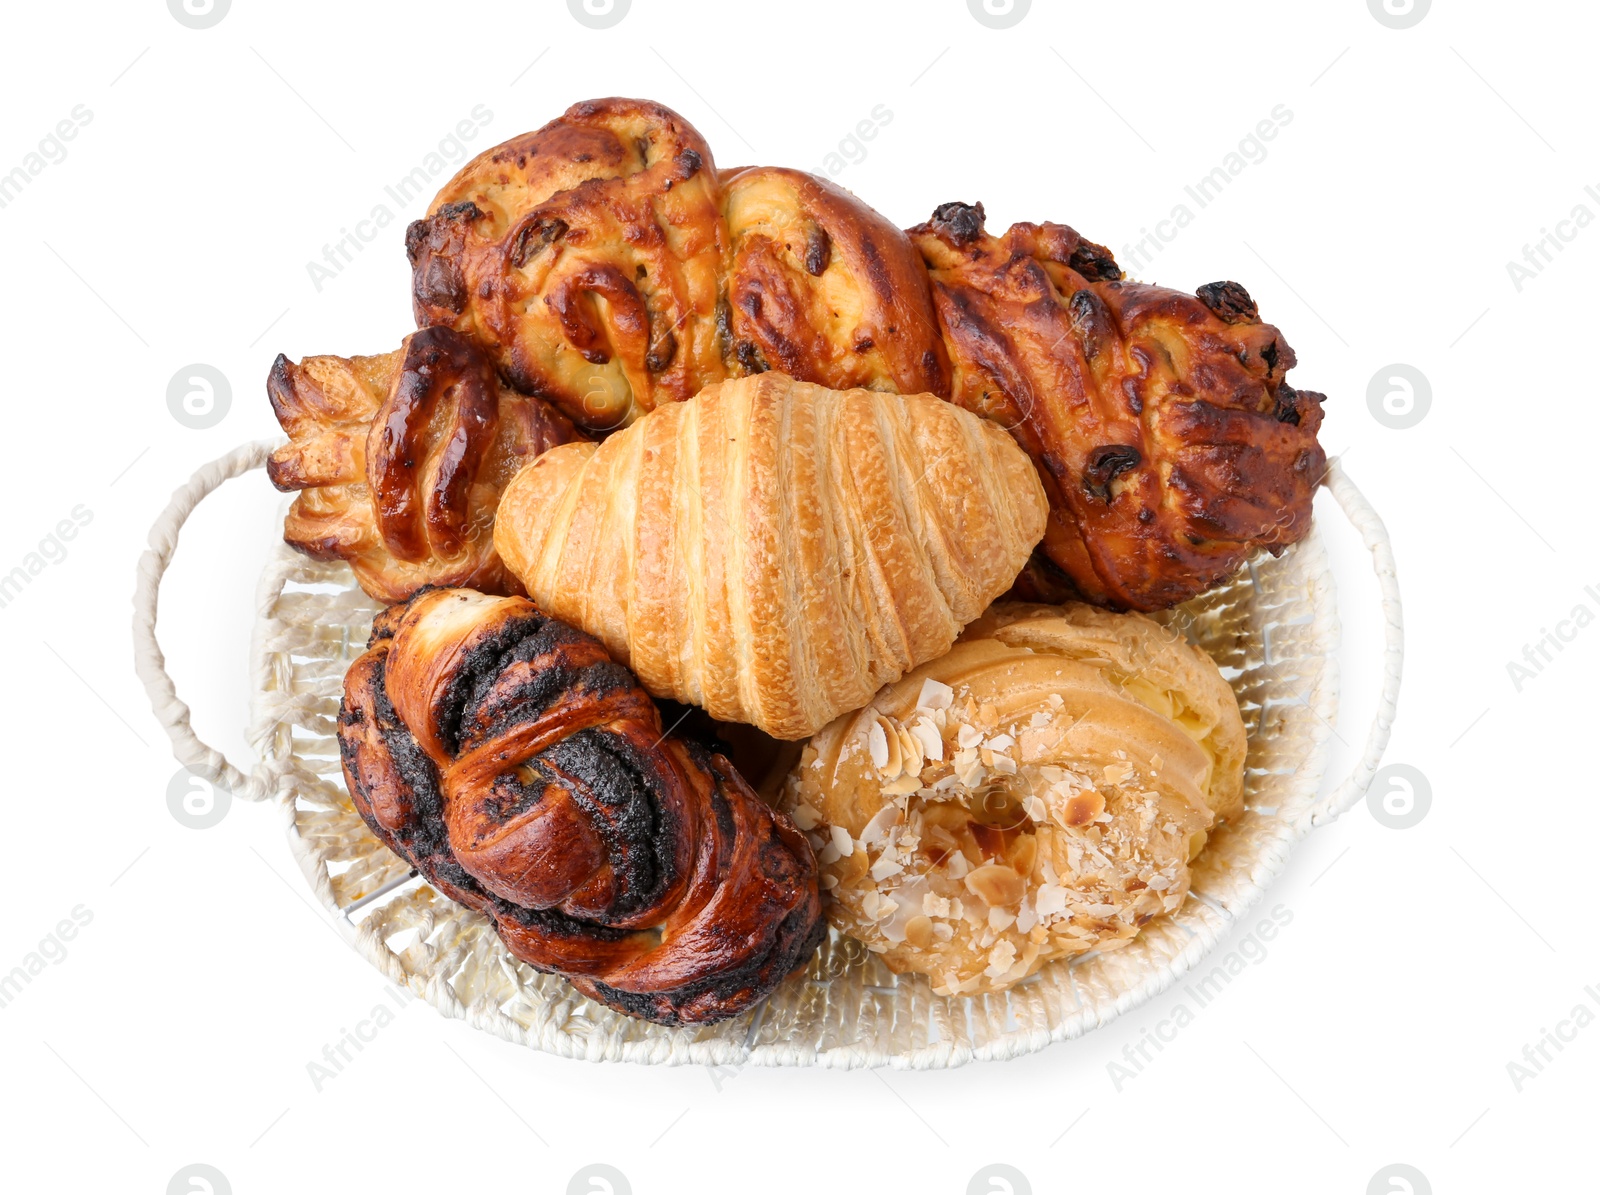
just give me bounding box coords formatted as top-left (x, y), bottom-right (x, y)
top-left (493, 372), bottom-right (1048, 741)
top-left (267, 327), bottom-right (581, 601)
top-left (780, 602), bottom-right (1246, 996)
top-left (337, 587), bottom-right (823, 1025)
top-left (399, 97), bottom-right (1327, 612)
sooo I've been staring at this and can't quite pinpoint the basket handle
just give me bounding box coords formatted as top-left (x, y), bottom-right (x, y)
top-left (1302, 458), bottom-right (1404, 828)
top-left (133, 441), bottom-right (284, 801)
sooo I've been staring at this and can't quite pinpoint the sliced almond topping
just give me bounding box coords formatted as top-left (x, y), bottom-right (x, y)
top-left (867, 719), bottom-right (889, 772)
top-left (1007, 833), bottom-right (1038, 878)
top-left (869, 855), bottom-right (904, 882)
top-left (898, 723), bottom-right (924, 773)
top-left (910, 717), bottom-right (944, 762)
top-left (876, 716), bottom-right (904, 778)
top-left (984, 939), bottom-right (1018, 978)
top-left (904, 915), bottom-right (934, 949)
top-left (881, 773), bottom-right (923, 797)
top-left (1065, 790), bottom-right (1107, 827)
top-left (965, 864), bottom-right (1026, 908)
top-left (860, 804), bottom-right (901, 846)
top-left (789, 802), bottom-right (821, 831)
top-left (836, 848), bottom-right (870, 883)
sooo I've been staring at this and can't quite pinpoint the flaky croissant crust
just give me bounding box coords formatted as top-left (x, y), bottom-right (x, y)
top-left (337, 588), bottom-right (823, 1025)
top-left (493, 372), bottom-right (1049, 741)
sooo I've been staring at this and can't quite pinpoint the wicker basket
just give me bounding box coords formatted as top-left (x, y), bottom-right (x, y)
top-left (133, 443), bottom-right (1402, 1068)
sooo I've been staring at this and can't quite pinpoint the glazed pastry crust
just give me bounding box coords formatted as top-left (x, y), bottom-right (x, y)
top-left (720, 166), bottom-right (949, 397)
top-left (407, 98), bottom-right (728, 433)
top-left (403, 100), bottom-right (1328, 612)
top-left (404, 100), bottom-right (950, 434)
top-left (908, 204), bottom-right (1326, 611)
top-left (782, 602), bottom-right (1246, 996)
top-left (267, 327), bottom-right (579, 602)
top-left (494, 372), bottom-right (1048, 740)
top-left (337, 588), bottom-right (823, 1025)
top-left (277, 99), bottom-right (1330, 614)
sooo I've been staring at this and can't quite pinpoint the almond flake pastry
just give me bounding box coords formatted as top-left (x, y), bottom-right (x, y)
top-left (781, 602), bottom-right (1247, 996)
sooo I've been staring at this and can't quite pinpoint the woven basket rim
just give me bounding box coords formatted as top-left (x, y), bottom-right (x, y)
top-left (256, 526), bottom-right (1342, 1069)
top-left (131, 441), bottom-right (1401, 1070)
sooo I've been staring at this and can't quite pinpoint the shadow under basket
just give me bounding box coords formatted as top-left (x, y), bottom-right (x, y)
top-left (134, 443), bottom-right (1402, 1068)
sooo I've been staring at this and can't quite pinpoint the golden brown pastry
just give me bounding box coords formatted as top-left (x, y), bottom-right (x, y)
top-left (402, 98), bottom-right (1328, 612)
top-left (493, 372), bottom-right (1048, 740)
top-left (781, 602), bottom-right (1246, 996)
top-left (338, 587), bottom-right (824, 1025)
top-left (909, 204), bottom-right (1326, 611)
top-left (267, 327), bottom-right (580, 602)
top-left (404, 100), bottom-right (950, 433)
top-left (720, 166), bottom-right (949, 396)
top-left (406, 99), bottom-right (727, 432)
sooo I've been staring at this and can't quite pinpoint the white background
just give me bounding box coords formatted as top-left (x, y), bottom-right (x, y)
top-left (1, 1), bottom-right (1593, 1192)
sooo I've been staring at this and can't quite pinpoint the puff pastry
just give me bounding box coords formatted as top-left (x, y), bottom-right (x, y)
top-left (338, 587), bottom-right (823, 1025)
top-left (494, 372), bottom-right (1048, 740)
top-left (267, 327), bottom-right (579, 601)
top-left (781, 602), bottom-right (1246, 995)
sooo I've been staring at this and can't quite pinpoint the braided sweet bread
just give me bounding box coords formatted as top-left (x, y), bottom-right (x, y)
top-left (268, 327), bottom-right (580, 602)
top-left (406, 98), bottom-right (949, 432)
top-left (405, 99), bottom-right (727, 431)
top-left (908, 205), bottom-right (1325, 610)
top-left (397, 96), bottom-right (1327, 612)
top-left (337, 587), bottom-right (824, 1025)
top-left (272, 96), bottom-right (1328, 612)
